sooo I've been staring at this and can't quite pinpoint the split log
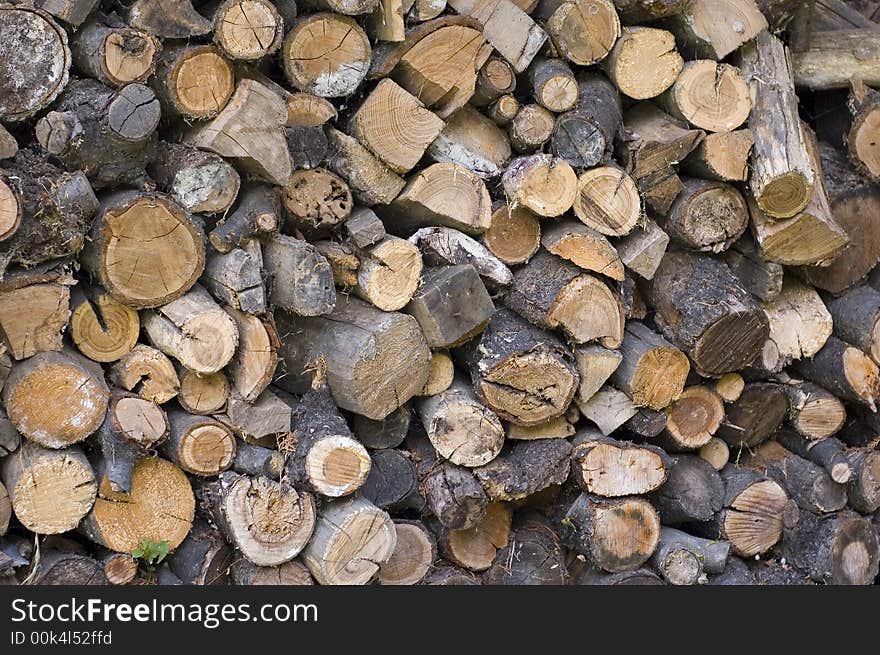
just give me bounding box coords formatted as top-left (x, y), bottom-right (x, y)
top-left (283, 14), bottom-right (371, 97)
top-left (502, 154), bottom-right (577, 218)
top-left (225, 389), bottom-right (291, 442)
top-left (167, 519), bottom-right (233, 586)
top-left (721, 238), bottom-right (783, 302)
top-left (573, 345), bottom-right (621, 404)
top-left (664, 0), bottom-right (767, 59)
top-left (326, 127), bottom-right (407, 206)
top-left (152, 44), bottom-right (234, 118)
top-left (210, 0), bottom-right (283, 61)
top-left (683, 129), bottom-right (754, 182)
top-left (202, 247), bottom-right (266, 316)
top-left (285, 125), bottom-right (329, 170)
top-left (577, 386), bottom-right (638, 435)
top-left (716, 382), bottom-right (789, 449)
top-left (3, 349), bottom-right (108, 449)
top-left (177, 370), bottom-right (229, 416)
top-left (551, 72), bottom-right (621, 169)
top-left (210, 186), bottom-right (280, 255)
top-left (484, 513), bottom-right (567, 584)
top-left (185, 79), bottom-right (292, 186)
top-left (108, 344), bottom-right (179, 404)
top-left (793, 335), bottom-right (880, 409)
top-left (762, 278), bottom-right (832, 365)
top-left (126, 0), bottom-right (212, 38)
top-left (504, 251), bottom-right (624, 347)
top-left (783, 509), bottom-right (880, 584)
top-left (1, 442), bottom-right (95, 535)
top-left (406, 265), bottom-right (494, 347)
top-left (231, 559), bottom-right (314, 586)
top-left (420, 353), bottom-right (454, 397)
top-left (650, 454), bottom-right (724, 524)
top-left (71, 14), bottom-right (159, 87)
top-left (536, 0), bottom-right (620, 66)
top-left (36, 79), bottom-right (159, 189)
top-left (658, 386), bottom-right (725, 452)
top-left (602, 26), bottom-right (682, 101)
top-left (380, 162), bottom-right (492, 234)
top-left (659, 61), bottom-right (750, 133)
top-left (374, 521), bottom-right (434, 586)
top-left (0, 5), bottom-right (70, 122)
top-left (427, 105), bottom-right (511, 178)
top-left (417, 376), bottom-right (505, 467)
top-left (483, 205), bottom-right (541, 265)
top-left (163, 410), bottom-right (236, 477)
top-left (572, 166), bottom-right (641, 237)
top-left (282, 169), bottom-right (352, 235)
top-left (738, 30), bottom-right (815, 219)
top-left (302, 496), bottom-right (396, 585)
top-left (345, 208), bottom-right (386, 248)
top-left (471, 57), bottom-right (516, 107)
top-left (625, 407), bottom-right (667, 438)
top-left (197, 472), bottom-right (315, 566)
top-left (275, 296), bottom-right (430, 420)
top-left (472, 439), bottom-right (571, 501)
top-left (225, 308), bottom-right (278, 403)
top-left (699, 437), bottom-right (730, 471)
top-left (541, 220), bottom-right (624, 280)
top-left (352, 405), bottom-right (411, 449)
top-left (785, 382), bottom-right (847, 440)
top-left (354, 237), bottom-right (423, 312)
top-left (563, 493), bottom-right (661, 572)
top-left (464, 309), bottom-right (578, 426)
top-left (651, 527), bottom-right (729, 585)
top-left (658, 178), bottom-right (748, 253)
top-left (0, 275), bottom-right (71, 361)
top-left (83, 457), bottom-right (195, 553)
top-left (361, 449), bottom-right (417, 510)
top-left (571, 432), bottom-right (670, 496)
top-left (431, 502), bottom-right (509, 572)
top-left (351, 79), bottom-right (444, 175)
top-left (262, 233), bottom-right (335, 317)
top-left (611, 321), bottom-right (689, 410)
top-left (81, 192), bottom-right (204, 309)
top-left (614, 218), bottom-right (670, 280)
top-left (149, 142), bottom-right (240, 216)
top-left (410, 226), bottom-right (513, 289)
top-left (826, 285), bottom-right (880, 364)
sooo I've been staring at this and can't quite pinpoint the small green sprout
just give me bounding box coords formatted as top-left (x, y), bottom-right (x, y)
top-left (132, 539), bottom-right (170, 569)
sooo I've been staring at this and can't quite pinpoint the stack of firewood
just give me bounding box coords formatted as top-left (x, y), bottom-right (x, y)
top-left (0, 0), bottom-right (879, 587)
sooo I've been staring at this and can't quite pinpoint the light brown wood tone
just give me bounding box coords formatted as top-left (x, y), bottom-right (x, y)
top-left (350, 79), bottom-right (445, 174)
top-left (471, 56), bottom-right (516, 107)
top-left (286, 92), bottom-right (338, 127)
top-left (509, 103), bottom-right (555, 152)
top-left (483, 204), bottom-right (541, 265)
top-left (368, 0), bottom-right (406, 42)
top-left (1, 442), bottom-right (95, 534)
top-left (325, 127), bottom-right (406, 206)
top-left (282, 168), bottom-right (352, 234)
top-left (698, 437), bottom-right (730, 470)
top-left (602, 27), bottom-right (682, 100)
top-left (714, 373), bottom-right (745, 403)
top-left (0, 177), bottom-right (19, 241)
top-left (427, 104), bottom-right (511, 178)
top-left (614, 217), bottom-right (670, 280)
top-left (71, 18), bottom-right (160, 87)
top-left (574, 345), bottom-right (622, 403)
top-left (165, 410), bottom-right (236, 476)
top-left (102, 552), bottom-right (138, 585)
top-left (419, 350), bottom-right (455, 396)
top-left (355, 237), bottom-right (423, 311)
top-left (185, 78), bottom-right (292, 186)
top-left (3, 349), bottom-right (109, 449)
top-left (661, 386), bottom-right (725, 451)
top-left (70, 287), bottom-right (139, 363)
top-left (572, 166), bottom-right (640, 236)
top-left (719, 475), bottom-right (791, 557)
top-left (848, 79), bottom-right (880, 184)
top-left (83, 457), bottom-right (195, 553)
top-left (212, 0), bottom-right (283, 61)
top-left (439, 502), bottom-right (510, 571)
top-left (224, 308), bottom-right (279, 403)
top-left (108, 344), bottom-right (180, 404)
top-left (178, 369), bottom-right (230, 415)
top-left (283, 14), bottom-right (371, 98)
top-left (506, 416), bottom-right (575, 439)
top-left (660, 61), bottom-right (750, 133)
top-left (314, 241), bottom-right (359, 287)
top-left (665, 0), bottom-right (767, 59)
top-left (538, 0), bottom-right (620, 66)
top-left (787, 383), bottom-right (846, 440)
top-left (488, 94), bottom-right (520, 126)
top-left (683, 129), bottom-right (754, 182)
top-left (155, 45), bottom-right (234, 118)
top-left (762, 278), bottom-right (832, 365)
top-left (577, 385), bottom-right (638, 435)
top-left (530, 57), bottom-right (578, 112)
top-left (791, 29), bottom-right (880, 90)
top-left (612, 322), bottom-right (689, 410)
top-left (541, 220), bottom-right (624, 280)
top-left (0, 280), bottom-right (70, 360)
top-left (502, 154), bottom-right (577, 218)
top-left (378, 521), bottom-right (435, 585)
top-left (109, 394), bottom-right (168, 448)
top-left (572, 433), bottom-right (668, 496)
top-left (660, 177), bottom-right (748, 253)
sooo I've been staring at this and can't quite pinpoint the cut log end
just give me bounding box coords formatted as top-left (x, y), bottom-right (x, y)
top-left (662, 386), bottom-right (725, 451)
top-left (168, 46), bottom-right (235, 118)
top-left (0, 178), bottom-right (21, 241)
top-left (305, 435), bottom-right (372, 497)
top-left (484, 205), bottom-right (541, 265)
top-left (756, 172), bottom-right (814, 219)
top-left (573, 166), bottom-right (641, 237)
top-left (70, 291), bottom-right (140, 363)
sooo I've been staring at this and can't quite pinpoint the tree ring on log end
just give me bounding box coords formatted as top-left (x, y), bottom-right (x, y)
top-left (757, 172), bottom-right (812, 219)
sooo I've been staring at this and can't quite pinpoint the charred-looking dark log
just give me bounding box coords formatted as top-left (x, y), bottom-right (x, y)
top-left (231, 559), bottom-right (314, 586)
top-left (352, 404), bottom-right (410, 450)
top-left (29, 550), bottom-right (107, 585)
top-left (484, 513), bottom-right (568, 585)
top-left (360, 449), bottom-right (417, 510)
top-left (168, 519), bottom-right (234, 585)
top-left (472, 439), bottom-right (572, 501)
top-left (716, 382), bottom-right (789, 449)
top-left (783, 510), bottom-right (880, 585)
top-left (645, 250), bottom-right (770, 376)
top-left (775, 429), bottom-right (854, 485)
top-left (210, 186), bottom-right (280, 254)
top-left (650, 454), bottom-right (724, 525)
top-left (793, 336), bottom-right (880, 410)
top-left (551, 73), bottom-right (621, 168)
top-left (651, 527), bottom-right (729, 585)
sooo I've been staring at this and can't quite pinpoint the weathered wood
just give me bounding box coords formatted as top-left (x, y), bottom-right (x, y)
top-left (360, 449), bottom-right (417, 510)
top-left (71, 14), bottom-right (160, 87)
top-left (471, 56), bottom-right (516, 107)
top-left (352, 405), bottom-right (411, 449)
top-left (664, 0), bottom-right (767, 59)
top-left (503, 154), bottom-right (577, 218)
top-left (263, 233), bottom-right (335, 317)
top-left (152, 44), bottom-right (234, 118)
top-left (537, 0), bottom-right (620, 66)
top-left (722, 238), bottom-right (784, 302)
top-left (281, 169), bottom-right (351, 236)
top-left (614, 217), bottom-right (669, 280)
top-left (577, 385), bottom-right (638, 435)
top-left (427, 105), bottom-right (511, 178)
top-left (0, 275), bottom-right (71, 361)
top-left (378, 521), bottom-right (435, 584)
top-left (683, 129), bottom-right (754, 182)
top-left (354, 237), bottom-right (423, 312)
top-left (571, 431), bottom-right (670, 496)
top-left (716, 382), bottom-right (789, 449)
top-left (410, 226), bottom-right (513, 289)
top-left (659, 385), bottom-right (725, 452)
top-left (210, 186), bottom-right (279, 255)
top-left (483, 204), bottom-right (541, 265)
top-left (794, 335), bottom-right (880, 409)
top-left (472, 438), bottom-right (571, 501)
top-left (659, 178), bottom-right (748, 253)
top-left (785, 382), bottom-right (847, 441)
top-left (210, 0), bottom-right (284, 61)
top-left (650, 454), bottom-right (724, 524)
top-left (484, 512), bottom-right (567, 584)
top-left (149, 142), bottom-right (240, 216)
top-left (826, 285), bottom-right (880, 364)
top-left (202, 247), bottom-right (266, 316)
top-left (792, 29), bottom-right (880, 89)
top-left (651, 527), bottom-right (729, 585)
top-left (541, 220), bottom-right (624, 280)
top-left (762, 277), bottom-right (832, 366)
top-left (108, 344), bottom-right (179, 404)
top-left (611, 322), bottom-right (689, 410)
top-left (602, 27), bottom-right (681, 100)
top-left (126, 0), bottom-right (212, 38)
top-left (167, 519), bottom-right (233, 586)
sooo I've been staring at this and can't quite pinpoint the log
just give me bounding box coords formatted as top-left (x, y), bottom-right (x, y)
top-left (650, 454), bottom-right (724, 524)
top-left (262, 233), bottom-right (335, 317)
top-left (845, 448), bottom-right (880, 513)
top-left (793, 335), bottom-right (880, 409)
top-left (427, 105), bottom-right (511, 178)
top-left (563, 493), bottom-right (661, 572)
top-left (345, 208), bottom-right (386, 248)
top-left (471, 57), bottom-right (516, 107)
top-left (177, 370), bottom-right (229, 416)
top-left (282, 169), bottom-right (352, 236)
top-left (487, 94), bottom-right (520, 126)
top-left (484, 513), bottom-right (567, 584)
top-left (368, 0), bottom-right (406, 41)
top-left (762, 278), bottom-right (832, 365)
top-left (420, 353), bottom-right (454, 396)
top-left (275, 296), bottom-right (430, 420)
top-left (32, 0), bottom-right (99, 28)
top-left (360, 449), bottom-right (417, 510)
top-left (659, 386), bottom-right (725, 452)
top-left (231, 559), bottom-right (314, 585)
top-left (202, 247), bottom-right (266, 316)
top-left (572, 166), bottom-right (642, 239)
top-left (611, 321), bottom-right (689, 410)
top-left (658, 178), bottom-right (748, 253)
top-left (571, 432), bottom-right (670, 496)
top-left (506, 416), bottom-right (575, 440)
top-left (143, 284), bottom-right (239, 374)
top-left (785, 382), bottom-right (847, 440)
top-left (612, 0), bottom-right (684, 21)
top-left (550, 72), bottom-right (621, 169)
top-left (472, 438), bottom-right (572, 500)
top-left (0, 5), bottom-right (70, 122)
top-left (0, 276), bottom-right (71, 361)
top-left (844, 80), bottom-right (880, 185)
top-left (651, 527), bottom-right (729, 585)
top-left (380, 162), bottom-right (492, 234)
top-left (406, 265), bottom-right (494, 347)
top-left (210, 0), bottom-right (284, 61)
top-left (282, 14), bottom-right (371, 98)
top-left (302, 496), bottom-right (396, 585)
top-left (792, 29), bottom-right (880, 89)
top-left (185, 79), bottom-right (293, 186)
top-left (541, 220), bottom-right (624, 281)
top-left (126, 0), bottom-right (212, 38)
top-left (0, 125), bottom-right (16, 161)
top-left (71, 14), bottom-right (160, 87)
top-left (167, 519), bottom-right (233, 586)
top-left (149, 142), bottom-right (240, 216)
top-left (716, 382), bottom-right (789, 449)
top-left (738, 30), bottom-right (815, 219)
top-left (352, 405), bottom-right (411, 449)
top-left (99, 551), bottom-right (138, 586)
top-left (209, 186), bottom-right (280, 254)
top-left (536, 0), bottom-right (620, 66)
top-left (699, 437), bottom-right (730, 471)
top-left (354, 237), bottom-right (423, 311)
top-left (3, 349), bottom-right (108, 449)
top-left (81, 192), bottom-right (204, 310)
top-left (233, 440), bottom-right (286, 478)
top-left (224, 308), bottom-right (279, 403)
top-left (577, 386), bottom-right (638, 435)
top-left (614, 217), bottom-right (669, 280)
top-left (410, 226), bottom-right (513, 289)
top-left (29, 550), bottom-right (106, 585)
top-left (431, 502), bottom-right (510, 572)
top-left (573, 346), bottom-right (622, 404)
top-left (152, 44), bottom-right (234, 118)
top-left (502, 154), bottom-right (577, 218)
top-left (602, 27), bottom-right (682, 100)
top-left (1, 442), bottom-right (95, 535)
top-left (197, 472), bottom-right (315, 566)
top-left (664, 0), bottom-right (767, 59)
top-left (69, 287), bottom-right (139, 365)
top-left (83, 457), bottom-right (195, 553)
top-left (528, 57), bottom-right (577, 113)
top-left (225, 388), bottom-right (291, 442)
top-left (504, 251), bottom-right (624, 347)
top-left (826, 285), bottom-right (880, 364)
top-left (714, 373), bottom-right (746, 403)
top-left (483, 204), bottom-right (541, 265)
top-left (464, 308), bottom-right (578, 426)
top-left (285, 125), bottom-right (330, 170)
top-left (721, 238), bottom-right (783, 302)
top-left (163, 410), bottom-right (236, 477)
top-left (417, 376), bottom-right (504, 467)
top-left (376, 521), bottom-right (434, 585)
top-left (683, 129), bottom-right (754, 182)
top-left (351, 79), bottom-right (444, 175)
top-left (108, 344), bottom-right (179, 404)
top-left (783, 509), bottom-right (880, 584)
top-left (286, 366), bottom-right (372, 497)
top-left (659, 61), bottom-right (750, 134)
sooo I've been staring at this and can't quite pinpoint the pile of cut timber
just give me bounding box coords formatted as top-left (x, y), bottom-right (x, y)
top-left (1, 0), bottom-right (880, 587)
